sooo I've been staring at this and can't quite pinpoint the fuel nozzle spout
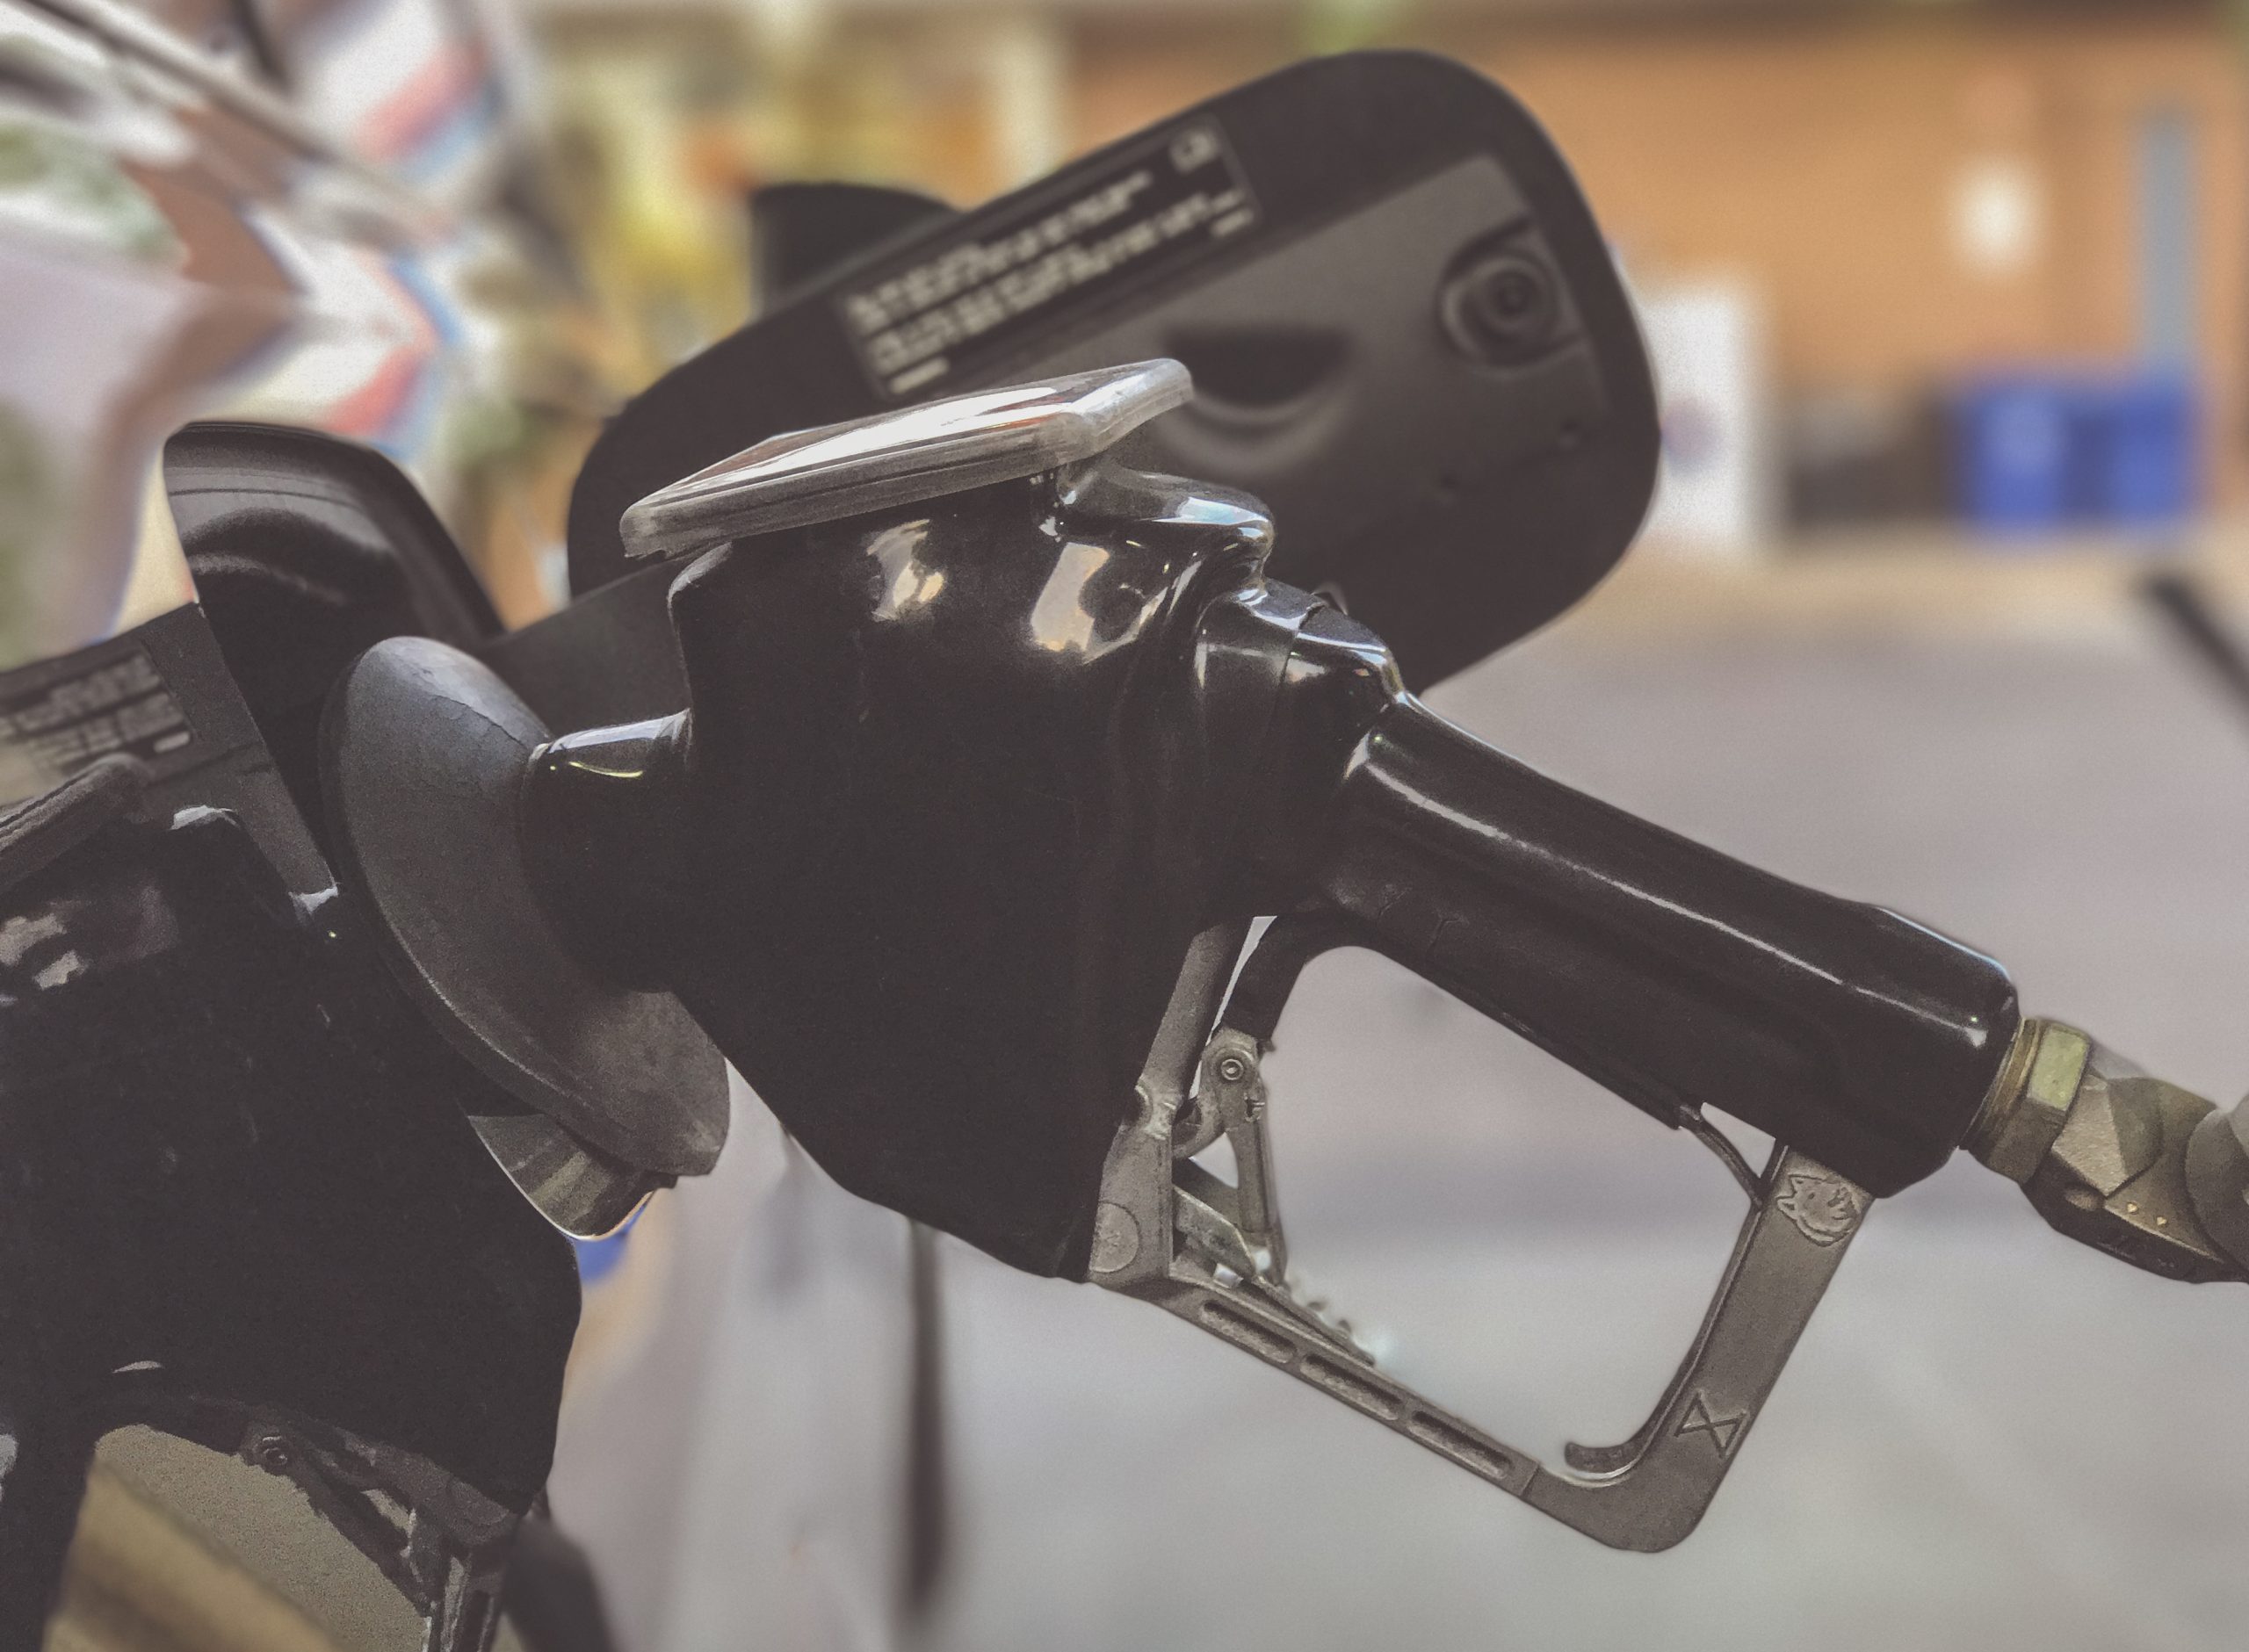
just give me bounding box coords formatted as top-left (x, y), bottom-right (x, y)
top-left (1968, 1018), bottom-right (2249, 1283)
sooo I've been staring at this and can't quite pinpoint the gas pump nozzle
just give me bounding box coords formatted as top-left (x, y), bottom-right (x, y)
top-left (1965, 1018), bottom-right (2249, 1285)
top-left (324, 362), bottom-right (2229, 1552)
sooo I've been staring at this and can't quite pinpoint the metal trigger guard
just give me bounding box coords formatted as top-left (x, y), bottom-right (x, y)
top-left (1090, 915), bottom-right (1873, 1552)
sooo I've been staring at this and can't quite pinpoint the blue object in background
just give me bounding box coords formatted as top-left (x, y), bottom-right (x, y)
top-left (572, 1208), bottom-right (640, 1284)
top-left (1949, 370), bottom-right (2199, 535)
top-left (2092, 372), bottom-right (2197, 524)
top-left (1950, 377), bottom-right (2081, 532)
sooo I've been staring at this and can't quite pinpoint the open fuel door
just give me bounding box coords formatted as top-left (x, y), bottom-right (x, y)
top-left (565, 50), bottom-right (1658, 689)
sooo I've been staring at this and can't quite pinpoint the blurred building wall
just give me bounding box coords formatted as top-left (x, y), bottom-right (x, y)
top-left (1069, 5), bottom-right (2249, 507)
top-left (524, 1), bottom-right (2248, 513)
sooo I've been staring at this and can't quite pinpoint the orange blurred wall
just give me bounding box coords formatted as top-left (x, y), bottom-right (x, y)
top-left (1070, 4), bottom-right (2249, 505)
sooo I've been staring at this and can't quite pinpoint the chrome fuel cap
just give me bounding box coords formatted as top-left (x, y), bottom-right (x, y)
top-left (618, 357), bottom-right (1191, 559)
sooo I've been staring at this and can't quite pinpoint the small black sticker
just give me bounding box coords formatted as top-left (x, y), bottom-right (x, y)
top-left (837, 119), bottom-right (1259, 400)
top-left (0, 644), bottom-right (190, 805)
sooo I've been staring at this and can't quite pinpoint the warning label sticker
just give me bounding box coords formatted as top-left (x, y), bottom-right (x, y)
top-left (0, 646), bottom-right (190, 806)
top-left (837, 119), bottom-right (1259, 399)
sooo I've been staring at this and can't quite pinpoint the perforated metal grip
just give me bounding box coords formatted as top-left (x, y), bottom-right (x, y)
top-left (1093, 920), bottom-right (1875, 1552)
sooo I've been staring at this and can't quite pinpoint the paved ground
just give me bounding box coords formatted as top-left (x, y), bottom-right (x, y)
top-left (917, 604), bottom-right (2249, 1652)
top-left (558, 577), bottom-right (2249, 1652)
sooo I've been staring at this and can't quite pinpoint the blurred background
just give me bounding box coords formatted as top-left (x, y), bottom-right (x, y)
top-left (120, 0), bottom-right (2249, 584)
top-left (512, 4), bottom-right (2249, 1651)
top-left (28, 0), bottom-right (2249, 1648)
top-left (67, 0), bottom-right (2249, 598)
top-left (522, 0), bottom-right (2247, 569)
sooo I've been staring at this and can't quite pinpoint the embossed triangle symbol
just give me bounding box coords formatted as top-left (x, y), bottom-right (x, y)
top-left (1674, 1390), bottom-right (1747, 1457)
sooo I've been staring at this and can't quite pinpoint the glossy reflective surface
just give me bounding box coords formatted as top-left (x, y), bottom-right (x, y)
top-left (527, 461), bottom-right (1290, 1276)
top-left (0, 0), bottom-right (579, 680)
top-left (531, 431), bottom-right (2017, 1288)
top-left (0, 802), bottom-right (578, 1643)
top-left (0, 428), bottom-right (589, 1641)
top-left (1232, 609), bottom-right (2022, 1196)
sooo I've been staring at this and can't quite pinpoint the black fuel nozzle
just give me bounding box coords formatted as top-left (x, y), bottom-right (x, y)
top-left (1225, 600), bottom-right (2021, 1196)
top-left (420, 358), bottom-right (2012, 1284)
top-left (511, 363), bottom-right (1298, 1277)
top-left (321, 360), bottom-right (2039, 1547)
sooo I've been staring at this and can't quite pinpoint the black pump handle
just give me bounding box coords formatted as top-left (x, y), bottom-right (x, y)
top-left (1231, 611), bottom-right (2021, 1197)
